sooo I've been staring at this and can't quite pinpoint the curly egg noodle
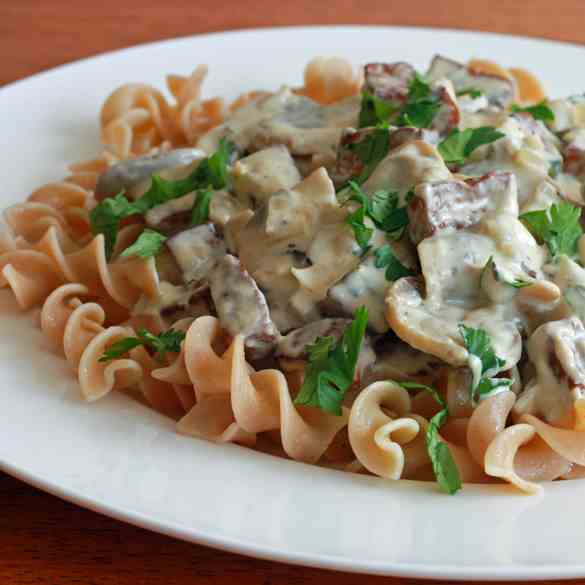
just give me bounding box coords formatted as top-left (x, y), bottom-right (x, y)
top-left (2, 54), bottom-right (585, 494)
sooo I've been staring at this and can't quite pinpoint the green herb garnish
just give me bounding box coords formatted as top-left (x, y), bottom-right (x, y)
top-left (374, 244), bottom-right (413, 281)
top-left (398, 381), bottom-right (462, 495)
top-left (438, 127), bottom-right (505, 165)
top-left (511, 100), bottom-right (555, 123)
top-left (456, 88), bottom-right (484, 99)
top-left (395, 73), bottom-right (441, 129)
top-left (358, 90), bottom-right (399, 128)
top-left (120, 229), bottom-right (167, 259)
top-left (458, 324), bottom-right (513, 404)
top-left (294, 307), bottom-right (368, 416)
top-left (99, 328), bottom-right (186, 363)
top-left (346, 125), bottom-right (391, 184)
top-left (520, 201), bottom-right (583, 259)
top-left (90, 139), bottom-right (234, 259)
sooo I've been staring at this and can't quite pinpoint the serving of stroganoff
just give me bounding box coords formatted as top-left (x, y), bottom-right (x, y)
top-left (3, 53), bottom-right (585, 495)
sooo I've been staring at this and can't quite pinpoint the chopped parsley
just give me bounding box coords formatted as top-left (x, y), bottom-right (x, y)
top-left (480, 256), bottom-right (532, 289)
top-left (346, 201), bottom-right (374, 255)
top-left (120, 229), bottom-right (167, 259)
top-left (456, 87), bottom-right (484, 99)
top-left (99, 328), bottom-right (186, 363)
top-left (358, 91), bottom-right (399, 128)
top-left (458, 324), bottom-right (513, 405)
top-left (346, 125), bottom-right (391, 184)
top-left (374, 244), bottom-right (413, 281)
top-left (294, 307), bottom-right (368, 416)
top-left (346, 181), bottom-right (409, 237)
top-left (520, 201), bottom-right (583, 259)
top-left (438, 127), bottom-right (505, 165)
top-left (399, 381), bottom-right (462, 495)
top-left (395, 73), bottom-right (441, 129)
top-left (90, 139), bottom-right (234, 259)
top-left (357, 73), bottom-right (440, 130)
top-left (511, 100), bottom-right (555, 123)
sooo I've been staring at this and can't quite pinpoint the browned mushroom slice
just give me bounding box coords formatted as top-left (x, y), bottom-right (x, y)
top-left (563, 129), bottom-right (585, 180)
top-left (426, 55), bottom-right (516, 109)
top-left (166, 223), bottom-right (227, 284)
top-left (407, 171), bottom-right (517, 245)
top-left (208, 254), bottom-right (280, 359)
top-left (363, 62), bottom-right (416, 103)
top-left (514, 316), bottom-right (585, 426)
top-left (431, 79), bottom-right (460, 135)
top-left (95, 148), bottom-right (206, 201)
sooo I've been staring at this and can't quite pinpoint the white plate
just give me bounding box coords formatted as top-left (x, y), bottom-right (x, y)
top-left (1, 26), bottom-right (585, 581)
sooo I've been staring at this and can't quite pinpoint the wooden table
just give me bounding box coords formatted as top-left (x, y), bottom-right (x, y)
top-left (1, 1), bottom-right (584, 583)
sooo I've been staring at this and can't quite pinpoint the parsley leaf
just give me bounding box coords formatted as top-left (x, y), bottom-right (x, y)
top-left (346, 203), bottom-right (374, 255)
top-left (294, 307), bottom-right (368, 416)
top-left (520, 201), bottom-right (583, 259)
top-left (120, 229), bottom-right (167, 259)
top-left (511, 100), bottom-right (555, 123)
top-left (395, 73), bottom-right (441, 129)
top-left (346, 125), bottom-right (391, 184)
top-left (358, 91), bottom-right (399, 128)
top-left (456, 87), bottom-right (484, 99)
top-left (458, 324), bottom-right (512, 404)
top-left (190, 187), bottom-right (214, 226)
top-left (374, 244), bottom-right (413, 281)
top-left (89, 193), bottom-right (139, 260)
top-left (398, 381), bottom-right (462, 495)
top-left (346, 181), bottom-right (409, 238)
top-left (438, 127), bottom-right (505, 165)
top-left (99, 328), bottom-right (186, 363)
top-left (90, 139), bottom-right (234, 259)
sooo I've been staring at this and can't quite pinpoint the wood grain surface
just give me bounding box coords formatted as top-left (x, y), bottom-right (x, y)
top-left (1, 1), bottom-right (585, 583)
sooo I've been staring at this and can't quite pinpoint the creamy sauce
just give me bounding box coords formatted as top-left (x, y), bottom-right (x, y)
top-left (91, 55), bottom-right (585, 427)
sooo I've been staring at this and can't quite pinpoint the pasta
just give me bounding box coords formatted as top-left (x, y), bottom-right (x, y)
top-left (4, 52), bottom-right (585, 495)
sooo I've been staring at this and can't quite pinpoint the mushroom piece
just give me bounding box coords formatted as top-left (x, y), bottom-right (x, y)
top-left (361, 342), bottom-right (444, 388)
top-left (95, 148), bottom-right (206, 201)
top-left (426, 54), bottom-right (516, 109)
top-left (208, 254), bottom-right (280, 359)
top-left (132, 280), bottom-right (211, 323)
top-left (231, 146), bottom-right (301, 208)
top-left (407, 171), bottom-right (518, 245)
top-left (562, 128), bottom-right (585, 181)
top-left (235, 168), bottom-right (344, 332)
top-left (198, 87), bottom-right (360, 167)
top-left (385, 277), bottom-right (522, 368)
top-left (363, 62), bottom-right (416, 103)
top-left (145, 190), bottom-right (245, 236)
top-left (548, 95), bottom-right (585, 133)
top-left (332, 126), bottom-right (440, 187)
top-left (166, 223), bottom-right (227, 284)
top-left (514, 316), bottom-right (585, 427)
top-left (360, 140), bottom-right (451, 202)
